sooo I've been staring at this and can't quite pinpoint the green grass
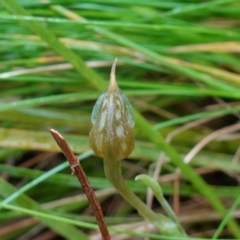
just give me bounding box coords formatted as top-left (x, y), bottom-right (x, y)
top-left (0, 0), bottom-right (240, 239)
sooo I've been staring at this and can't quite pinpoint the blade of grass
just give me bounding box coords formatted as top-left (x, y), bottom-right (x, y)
top-left (0, 202), bottom-right (219, 240)
top-left (0, 13), bottom-right (239, 38)
top-left (212, 194), bottom-right (240, 239)
top-left (0, 87), bottom-right (240, 113)
top-left (134, 110), bottom-right (240, 238)
top-left (0, 0), bottom-right (106, 90)
top-left (0, 92), bottom-right (100, 112)
top-left (1, 151), bottom-right (92, 206)
top-left (154, 104), bottom-right (240, 130)
top-left (1, 163), bottom-right (240, 199)
top-left (51, 5), bottom-right (237, 91)
top-left (0, 202), bottom-right (233, 240)
top-left (163, 0), bottom-right (236, 16)
top-left (0, 202), bottom-right (97, 231)
top-left (0, 178), bottom-right (89, 240)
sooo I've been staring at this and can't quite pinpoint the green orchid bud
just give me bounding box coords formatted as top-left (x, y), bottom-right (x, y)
top-left (89, 59), bottom-right (135, 161)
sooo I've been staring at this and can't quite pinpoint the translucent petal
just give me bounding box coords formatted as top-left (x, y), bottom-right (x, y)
top-left (119, 89), bottom-right (135, 128)
top-left (91, 91), bottom-right (107, 124)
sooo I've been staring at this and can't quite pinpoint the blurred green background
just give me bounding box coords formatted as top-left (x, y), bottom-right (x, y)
top-left (0, 0), bottom-right (240, 239)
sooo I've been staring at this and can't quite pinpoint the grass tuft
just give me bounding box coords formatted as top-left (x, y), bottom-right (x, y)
top-left (0, 0), bottom-right (240, 239)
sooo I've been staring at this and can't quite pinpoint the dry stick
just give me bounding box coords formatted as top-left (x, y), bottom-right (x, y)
top-left (50, 128), bottom-right (111, 240)
top-left (173, 169), bottom-right (180, 215)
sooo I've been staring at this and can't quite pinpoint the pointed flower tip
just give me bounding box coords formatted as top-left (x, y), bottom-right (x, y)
top-left (89, 58), bottom-right (135, 161)
top-left (109, 59), bottom-right (118, 91)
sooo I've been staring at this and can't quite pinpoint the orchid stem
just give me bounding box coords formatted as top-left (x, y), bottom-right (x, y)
top-left (103, 159), bottom-right (184, 236)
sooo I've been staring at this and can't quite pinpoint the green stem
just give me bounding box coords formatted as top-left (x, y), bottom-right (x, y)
top-left (103, 159), bottom-right (184, 236)
top-left (136, 174), bottom-right (187, 236)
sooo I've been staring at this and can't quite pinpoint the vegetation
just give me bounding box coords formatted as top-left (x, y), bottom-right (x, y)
top-left (0, 0), bottom-right (240, 239)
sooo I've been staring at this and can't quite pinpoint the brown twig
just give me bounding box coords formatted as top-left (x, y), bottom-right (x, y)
top-left (173, 169), bottom-right (180, 215)
top-left (49, 128), bottom-right (111, 240)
